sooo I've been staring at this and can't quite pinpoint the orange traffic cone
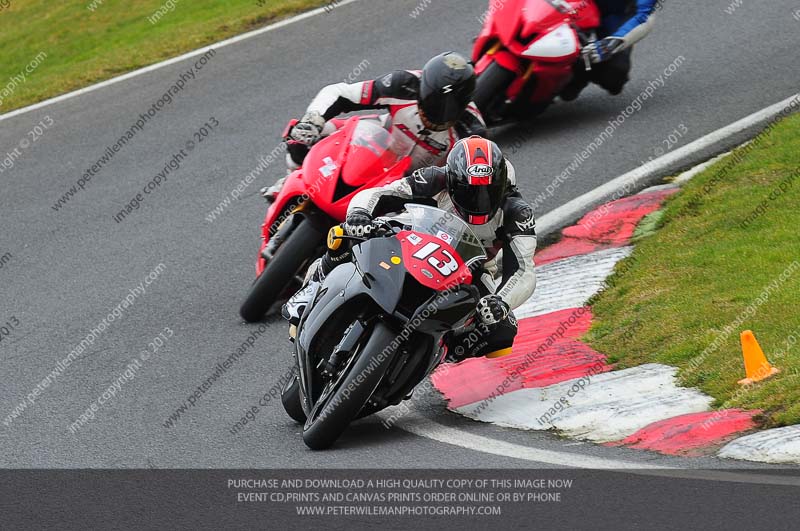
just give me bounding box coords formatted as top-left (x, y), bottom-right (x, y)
top-left (738, 330), bottom-right (780, 385)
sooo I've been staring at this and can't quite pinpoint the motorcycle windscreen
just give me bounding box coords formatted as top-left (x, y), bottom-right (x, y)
top-left (517, 1), bottom-right (566, 38)
top-left (405, 204), bottom-right (487, 266)
top-left (339, 120), bottom-right (410, 189)
top-left (488, 0), bottom-right (527, 46)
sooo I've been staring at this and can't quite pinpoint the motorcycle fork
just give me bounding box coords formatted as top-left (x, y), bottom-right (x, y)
top-left (319, 320), bottom-right (367, 380)
top-left (373, 338), bottom-right (435, 408)
top-left (360, 344), bottom-right (412, 411)
top-left (262, 201), bottom-right (310, 261)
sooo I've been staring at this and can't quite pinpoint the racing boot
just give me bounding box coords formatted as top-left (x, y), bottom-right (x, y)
top-left (260, 151), bottom-right (305, 205)
top-left (260, 176), bottom-right (286, 206)
top-left (444, 313), bottom-right (518, 363)
top-left (281, 226), bottom-right (351, 330)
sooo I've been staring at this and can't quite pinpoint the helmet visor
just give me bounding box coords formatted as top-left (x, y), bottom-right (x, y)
top-left (450, 180), bottom-right (504, 223)
top-left (419, 107), bottom-right (456, 132)
top-left (419, 90), bottom-right (466, 127)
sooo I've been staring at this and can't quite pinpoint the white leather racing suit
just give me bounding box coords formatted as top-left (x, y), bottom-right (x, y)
top-left (289, 70), bottom-right (487, 171)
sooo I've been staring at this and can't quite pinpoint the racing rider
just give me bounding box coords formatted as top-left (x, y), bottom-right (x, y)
top-left (261, 51), bottom-right (487, 203)
top-left (561, 0), bottom-right (659, 100)
top-left (287, 136), bottom-right (537, 361)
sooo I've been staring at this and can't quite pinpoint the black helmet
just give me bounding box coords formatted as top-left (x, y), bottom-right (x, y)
top-left (446, 136), bottom-right (508, 225)
top-left (419, 52), bottom-right (476, 131)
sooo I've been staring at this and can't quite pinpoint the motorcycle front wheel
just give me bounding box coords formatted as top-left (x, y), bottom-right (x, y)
top-left (239, 216), bottom-right (325, 322)
top-left (472, 60), bottom-right (517, 124)
top-left (302, 322), bottom-right (397, 450)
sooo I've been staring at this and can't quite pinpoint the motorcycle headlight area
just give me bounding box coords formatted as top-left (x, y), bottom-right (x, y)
top-left (522, 24), bottom-right (578, 58)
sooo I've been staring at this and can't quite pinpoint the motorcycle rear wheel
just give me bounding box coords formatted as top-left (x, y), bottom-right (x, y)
top-left (239, 216), bottom-right (325, 322)
top-left (302, 322), bottom-right (397, 450)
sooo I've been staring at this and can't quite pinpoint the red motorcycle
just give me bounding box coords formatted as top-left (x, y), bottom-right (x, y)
top-left (472, 0), bottom-right (600, 123)
top-left (239, 116), bottom-right (411, 322)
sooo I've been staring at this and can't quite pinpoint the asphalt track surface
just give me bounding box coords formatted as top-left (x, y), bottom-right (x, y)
top-left (1, 0), bottom-right (799, 472)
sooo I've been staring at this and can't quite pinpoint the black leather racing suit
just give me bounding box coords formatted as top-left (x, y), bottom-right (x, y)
top-left (345, 162), bottom-right (537, 359)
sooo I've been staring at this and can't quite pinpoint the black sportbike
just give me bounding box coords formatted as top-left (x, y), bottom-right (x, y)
top-left (280, 205), bottom-right (487, 449)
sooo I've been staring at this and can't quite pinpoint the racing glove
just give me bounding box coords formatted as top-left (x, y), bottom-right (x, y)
top-left (343, 208), bottom-right (375, 237)
top-left (581, 37), bottom-right (625, 64)
top-left (476, 295), bottom-right (510, 326)
top-left (289, 111), bottom-right (325, 145)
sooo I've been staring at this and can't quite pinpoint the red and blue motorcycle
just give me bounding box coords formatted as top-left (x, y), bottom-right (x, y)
top-left (472, 0), bottom-right (601, 123)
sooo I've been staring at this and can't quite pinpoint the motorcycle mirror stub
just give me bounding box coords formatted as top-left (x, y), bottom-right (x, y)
top-left (547, 0), bottom-right (577, 14)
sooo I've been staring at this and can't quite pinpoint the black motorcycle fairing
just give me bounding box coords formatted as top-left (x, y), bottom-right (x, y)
top-left (368, 335), bottom-right (435, 411)
top-left (350, 237), bottom-right (409, 316)
top-left (295, 262), bottom-right (366, 412)
top-left (408, 285), bottom-right (480, 377)
top-left (291, 233), bottom-right (483, 425)
top-left (406, 284), bottom-right (479, 335)
top-left (294, 235), bottom-right (412, 413)
top-left (294, 236), bottom-right (423, 414)
top-left (362, 286), bottom-right (480, 410)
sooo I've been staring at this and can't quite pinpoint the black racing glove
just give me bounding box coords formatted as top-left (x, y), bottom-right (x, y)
top-left (477, 295), bottom-right (510, 326)
top-left (343, 208), bottom-right (375, 237)
top-left (581, 37), bottom-right (625, 64)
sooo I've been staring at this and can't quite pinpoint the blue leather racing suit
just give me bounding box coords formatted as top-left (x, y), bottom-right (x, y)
top-left (561, 0), bottom-right (659, 98)
top-left (596, 0), bottom-right (659, 43)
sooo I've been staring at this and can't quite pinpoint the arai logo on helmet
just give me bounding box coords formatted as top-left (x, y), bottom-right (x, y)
top-left (467, 164), bottom-right (494, 178)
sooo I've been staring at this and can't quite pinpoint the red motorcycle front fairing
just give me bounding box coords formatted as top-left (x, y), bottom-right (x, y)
top-left (256, 116), bottom-right (411, 276)
top-left (475, 0), bottom-right (600, 60)
top-left (301, 119), bottom-right (411, 221)
top-left (398, 230), bottom-right (473, 292)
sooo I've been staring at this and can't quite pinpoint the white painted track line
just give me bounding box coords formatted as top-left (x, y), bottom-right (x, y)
top-left (389, 410), bottom-right (672, 470)
top-left (389, 411), bottom-right (800, 485)
top-left (0, 0), bottom-right (364, 123)
top-left (390, 411), bottom-right (800, 486)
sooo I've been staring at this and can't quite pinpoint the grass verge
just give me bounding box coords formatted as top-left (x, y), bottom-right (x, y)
top-left (0, 0), bottom-right (334, 112)
top-left (585, 113), bottom-right (800, 427)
